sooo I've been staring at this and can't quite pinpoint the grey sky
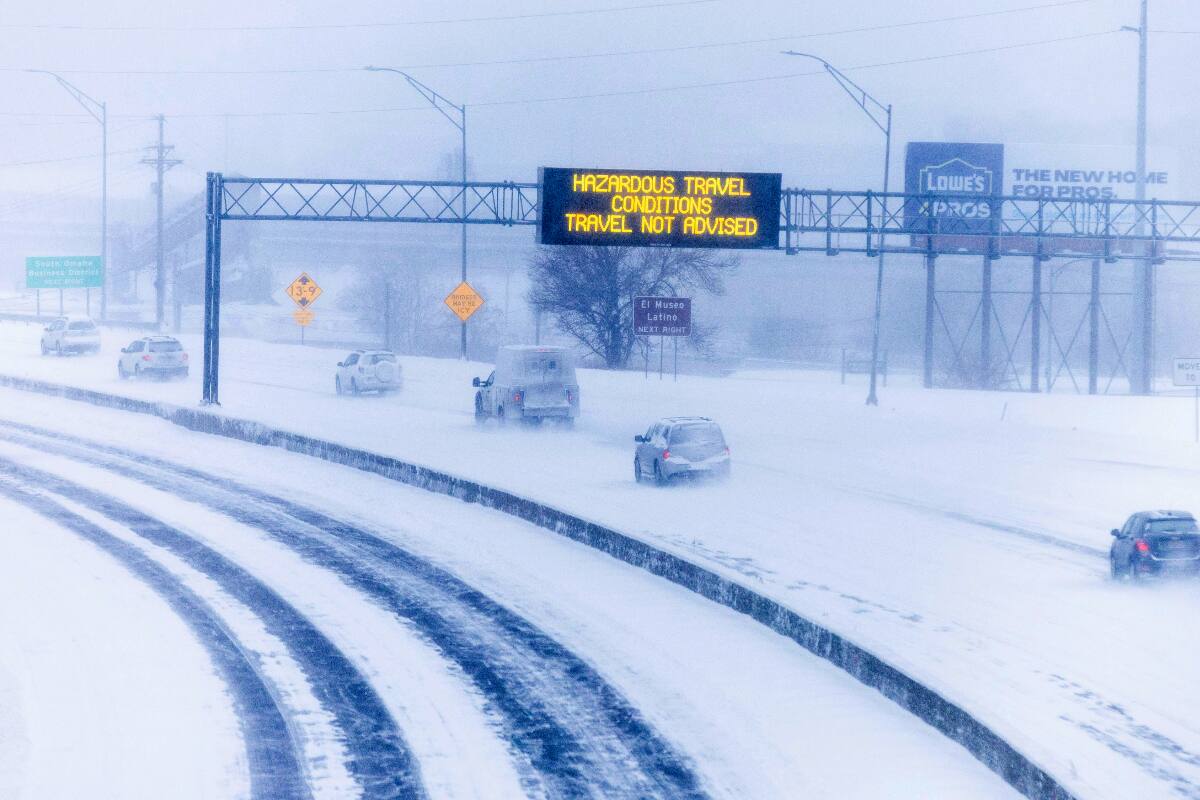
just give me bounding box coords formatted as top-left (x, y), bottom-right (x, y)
top-left (0, 0), bottom-right (1196, 208)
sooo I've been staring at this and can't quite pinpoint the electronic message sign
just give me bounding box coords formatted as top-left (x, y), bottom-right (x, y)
top-left (539, 167), bottom-right (781, 249)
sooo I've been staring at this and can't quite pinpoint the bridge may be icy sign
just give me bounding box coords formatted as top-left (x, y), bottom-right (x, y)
top-left (538, 167), bottom-right (781, 249)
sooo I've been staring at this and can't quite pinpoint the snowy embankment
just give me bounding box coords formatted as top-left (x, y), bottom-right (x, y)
top-left (1, 319), bottom-right (1199, 798)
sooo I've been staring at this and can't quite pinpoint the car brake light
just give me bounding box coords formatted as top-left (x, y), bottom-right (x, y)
top-left (182, 353), bottom-right (188, 361)
top-left (513, 391), bottom-right (523, 403)
top-left (662, 449), bottom-right (671, 461)
top-left (725, 446), bottom-right (730, 455)
top-left (142, 355), bottom-right (151, 361)
top-left (1135, 539), bottom-right (1151, 553)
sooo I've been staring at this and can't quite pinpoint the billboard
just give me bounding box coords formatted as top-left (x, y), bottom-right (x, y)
top-left (633, 296), bottom-right (691, 336)
top-left (903, 142), bottom-right (1004, 239)
top-left (26, 256), bottom-right (104, 289)
top-left (1004, 143), bottom-right (1179, 201)
top-left (539, 167), bottom-right (781, 249)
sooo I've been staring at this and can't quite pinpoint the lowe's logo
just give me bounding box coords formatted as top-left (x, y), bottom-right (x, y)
top-left (919, 158), bottom-right (994, 195)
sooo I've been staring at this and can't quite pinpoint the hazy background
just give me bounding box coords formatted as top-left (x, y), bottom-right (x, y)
top-left (0, 0), bottom-right (1196, 377)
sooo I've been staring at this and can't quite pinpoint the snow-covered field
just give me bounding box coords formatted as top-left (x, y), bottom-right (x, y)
top-left (2, 318), bottom-right (1200, 798)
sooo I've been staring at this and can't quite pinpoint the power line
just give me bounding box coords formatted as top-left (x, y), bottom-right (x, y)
top-left (0, 0), bottom-right (1101, 76)
top-left (0, 147), bottom-right (142, 169)
top-left (0, 0), bottom-right (716, 32)
top-left (0, 29), bottom-right (1119, 121)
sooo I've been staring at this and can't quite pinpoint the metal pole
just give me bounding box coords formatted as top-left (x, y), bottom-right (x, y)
top-left (100, 102), bottom-right (107, 321)
top-left (673, 336), bottom-right (678, 382)
top-left (36, 289), bottom-right (40, 317)
top-left (460, 104), bottom-right (468, 360)
top-left (1046, 267), bottom-right (1054, 391)
top-left (866, 104), bottom-right (892, 406)
top-left (154, 114), bottom-right (165, 330)
top-left (1031, 257), bottom-right (1042, 393)
top-left (1194, 385), bottom-right (1198, 444)
top-left (1089, 259), bottom-right (1100, 394)
top-left (1133, 0), bottom-right (1151, 393)
top-left (659, 335), bottom-right (664, 379)
top-left (923, 254), bottom-right (936, 388)
top-left (58, 289), bottom-right (63, 315)
top-left (981, 256), bottom-right (993, 388)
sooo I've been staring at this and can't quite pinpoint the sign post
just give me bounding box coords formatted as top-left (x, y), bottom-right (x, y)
top-left (1173, 357), bottom-right (1200, 443)
top-left (444, 282), bottom-right (485, 354)
top-left (633, 296), bottom-right (692, 380)
top-left (285, 272), bottom-right (323, 345)
top-left (26, 256), bottom-right (103, 318)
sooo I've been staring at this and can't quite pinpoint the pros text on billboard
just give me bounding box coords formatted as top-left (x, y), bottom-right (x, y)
top-left (903, 142), bottom-right (1004, 239)
top-left (539, 167), bottom-right (781, 249)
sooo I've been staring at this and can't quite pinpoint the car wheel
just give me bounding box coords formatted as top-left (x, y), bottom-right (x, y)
top-left (1110, 555), bottom-right (1122, 581)
top-left (474, 394), bottom-right (486, 425)
top-left (1127, 557), bottom-right (1141, 583)
top-left (634, 458), bottom-right (644, 483)
top-left (117, 362), bottom-right (127, 380)
top-left (497, 405), bottom-right (507, 427)
top-left (654, 461), bottom-right (667, 486)
top-left (55, 341), bottom-right (63, 357)
top-left (134, 364), bottom-right (142, 380)
top-left (40, 341), bottom-right (48, 356)
top-left (335, 376), bottom-right (343, 396)
top-left (350, 378), bottom-right (360, 396)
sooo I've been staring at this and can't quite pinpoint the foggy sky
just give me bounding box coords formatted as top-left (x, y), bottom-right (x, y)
top-left (1, 0), bottom-right (1196, 213)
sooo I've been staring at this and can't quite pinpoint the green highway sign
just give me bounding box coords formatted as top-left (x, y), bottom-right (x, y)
top-left (26, 256), bottom-right (104, 289)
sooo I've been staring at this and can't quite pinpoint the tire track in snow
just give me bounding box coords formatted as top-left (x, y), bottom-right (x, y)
top-left (0, 454), bottom-right (426, 800)
top-left (0, 476), bottom-right (312, 800)
top-left (0, 420), bottom-right (708, 800)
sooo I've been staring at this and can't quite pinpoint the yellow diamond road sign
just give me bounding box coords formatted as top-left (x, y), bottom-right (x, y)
top-left (286, 273), bottom-right (323, 308)
top-left (293, 309), bottom-right (315, 327)
top-left (444, 281), bottom-right (484, 322)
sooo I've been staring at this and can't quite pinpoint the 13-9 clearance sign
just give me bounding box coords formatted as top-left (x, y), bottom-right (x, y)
top-left (538, 167), bottom-right (781, 249)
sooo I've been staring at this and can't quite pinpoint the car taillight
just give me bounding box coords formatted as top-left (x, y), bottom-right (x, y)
top-left (662, 449), bottom-right (671, 461)
top-left (1135, 539), bottom-right (1151, 554)
top-left (182, 353), bottom-right (188, 361)
top-left (724, 446), bottom-right (730, 455)
top-left (566, 389), bottom-right (573, 403)
top-left (142, 355), bottom-right (151, 361)
top-left (513, 391), bottom-right (523, 403)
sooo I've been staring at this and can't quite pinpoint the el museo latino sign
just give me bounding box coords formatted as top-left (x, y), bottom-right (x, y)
top-left (26, 256), bottom-right (104, 289)
top-left (634, 296), bottom-right (691, 336)
top-left (538, 167), bottom-right (781, 249)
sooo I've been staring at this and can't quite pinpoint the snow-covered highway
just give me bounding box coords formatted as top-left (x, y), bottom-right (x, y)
top-left (0, 378), bottom-right (1014, 799)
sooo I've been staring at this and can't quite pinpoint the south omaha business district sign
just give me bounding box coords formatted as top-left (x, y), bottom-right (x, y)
top-left (634, 296), bottom-right (691, 337)
top-left (539, 167), bottom-right (781, 249)
top-left (26, 256), bottom-right (103, 289)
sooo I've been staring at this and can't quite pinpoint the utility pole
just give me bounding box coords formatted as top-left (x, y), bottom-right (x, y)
top-left (1125, 0), bottom-right (1150, 393)
top-left (141, 114), bottom-right (182, 330)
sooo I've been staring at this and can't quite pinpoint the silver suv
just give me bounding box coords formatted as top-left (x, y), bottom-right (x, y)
top-left (335, 350), bottom-right (403, 395)
top-left (41, 316), bottom-right (100, 356)
top-left (117, 336), bottom-right (189, 380)
top-left (634, 417), bottom-right (730, 484)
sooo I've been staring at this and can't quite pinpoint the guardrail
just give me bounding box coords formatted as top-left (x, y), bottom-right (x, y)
top-left (0, 372), bottom-right (1075, 800)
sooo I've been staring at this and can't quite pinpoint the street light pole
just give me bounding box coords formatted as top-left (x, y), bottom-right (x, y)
top-left (782, 51), bottom-right (891, 406)
top-left (1123, 0), bottom-right (1150, 393)
top-left (27, 70), bottom-right (108, 321)
top-left (365, 65), bottom-right (469, 359)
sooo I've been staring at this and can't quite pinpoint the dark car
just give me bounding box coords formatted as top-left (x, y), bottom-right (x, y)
top-left (1110, 510), bottom-right (1200, 581)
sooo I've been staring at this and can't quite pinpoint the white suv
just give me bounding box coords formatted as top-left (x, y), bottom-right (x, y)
top-left (335, 350), bottom-right (402, 395)
top-left (41, 316), bottom-right (101, 356)
top-left (117, 336), bottom-right (189, 380)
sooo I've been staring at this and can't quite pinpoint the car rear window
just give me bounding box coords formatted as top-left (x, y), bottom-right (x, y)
top-left (367, 353), bottom-right (396, 364)
top-left (518, 353), bottom-right (574, 381)
top-left (68, 321), bottom-right (96, 331)
top-left (1147, 518), bottom-right (1199, 533)
top-left (148, 340), bottom-right (183, 352)
top-left (669, 424), bottom-right (725, 447)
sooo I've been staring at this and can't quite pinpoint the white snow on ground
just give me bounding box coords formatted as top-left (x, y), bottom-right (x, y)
top-left (4, 319), bottom-right (1200, 797)
top-left (0, 388), bottom-right (1018, 799)
top-left (0, 494), bottom-right (247, 800)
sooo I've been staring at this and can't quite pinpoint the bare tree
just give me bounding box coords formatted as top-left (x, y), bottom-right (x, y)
top-left (527, 246), bottom-right (737, 369)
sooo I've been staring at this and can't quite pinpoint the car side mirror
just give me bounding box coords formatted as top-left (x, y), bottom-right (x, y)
top-left (1111, 529), bottom-right (1121, 537)
top-left (472, 377), bottom-right (481, 387)
top-left (634, 435), bottom-right (646, 443)
top-left (336, 361), bottom-right (344, 367)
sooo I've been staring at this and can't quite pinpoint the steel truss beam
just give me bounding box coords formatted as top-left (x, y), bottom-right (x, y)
top-left (782, 189), bottom-right (1200, 262)
top-left (218, 176), bottom-right (539, 225)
